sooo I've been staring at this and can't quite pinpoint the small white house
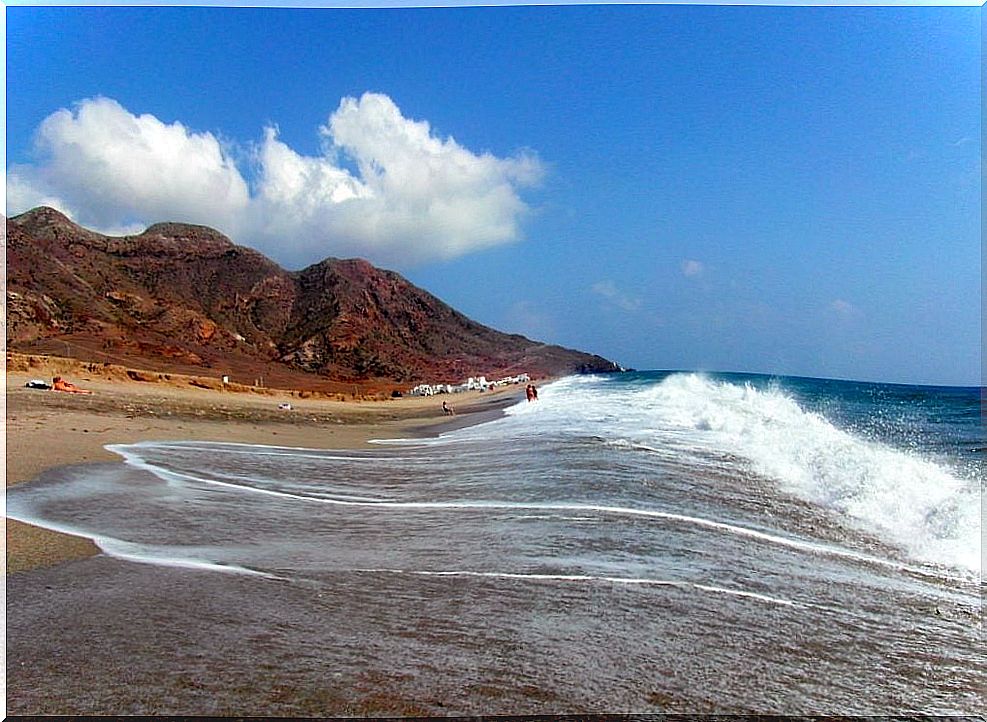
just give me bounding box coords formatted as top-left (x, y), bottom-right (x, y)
top-left (410, 372), bottom-right (529, 397)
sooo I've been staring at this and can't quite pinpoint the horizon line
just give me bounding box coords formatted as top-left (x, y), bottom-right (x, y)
top-left (4, 1), bottom-right (984, 8)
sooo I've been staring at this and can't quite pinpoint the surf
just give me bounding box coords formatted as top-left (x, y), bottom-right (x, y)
top-left (499, 372), bottom-right (981, 574)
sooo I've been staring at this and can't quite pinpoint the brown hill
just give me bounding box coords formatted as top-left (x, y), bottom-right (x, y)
top-left (5, 207), bottom-right (621, 390)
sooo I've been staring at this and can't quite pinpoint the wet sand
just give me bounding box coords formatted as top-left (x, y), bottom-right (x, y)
top-left (7, 364), bottom-right (983, 716)
top-left (5, 358), bottom-right (525, 574)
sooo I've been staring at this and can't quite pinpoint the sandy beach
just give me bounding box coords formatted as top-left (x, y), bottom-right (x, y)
top-left (6, 361), bottom-right (983, 716)
top-left (5, 354), bottom-right (525, 574)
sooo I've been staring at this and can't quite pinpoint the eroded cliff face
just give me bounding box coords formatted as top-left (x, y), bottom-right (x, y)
top-left (6, 207), bottom-right (621, 384)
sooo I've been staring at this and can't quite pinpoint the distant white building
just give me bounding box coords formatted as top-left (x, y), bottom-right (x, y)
top-left (495, 373), bottom-right (529, 385)
top-left (410, 372), bottom-right (529, 397)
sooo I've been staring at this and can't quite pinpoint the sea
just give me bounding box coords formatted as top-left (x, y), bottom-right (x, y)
top-left (5, 371), bottom-right (984, 715)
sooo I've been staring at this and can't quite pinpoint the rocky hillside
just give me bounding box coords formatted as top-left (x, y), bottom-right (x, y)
top-left (5, 207), bottom-right (620, 388)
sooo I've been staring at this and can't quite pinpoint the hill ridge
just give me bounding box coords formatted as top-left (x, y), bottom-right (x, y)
top-left (6, 207), bottom-right (621, 388)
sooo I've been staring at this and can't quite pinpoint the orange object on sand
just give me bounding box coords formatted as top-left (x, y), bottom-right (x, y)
top-left (52, 376), bottom-right (94, 395)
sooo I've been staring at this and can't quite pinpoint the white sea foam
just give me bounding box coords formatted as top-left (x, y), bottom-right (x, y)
top-left (4, 502), bottom-right (278, 579)
top-left (109, 440), bottom-right (397, 462)
top-left (501, 373), bottom-right (982, 574)
top-left (97, 539), bottom-right (282, 579)
top-left (18, 372), bottom-right (976, 585)
top-left (354, 567), bottom-right (800, 607)
top-left (101, 442), bottom-right (948, 578)
top-left (645, 374), bottom-right (980, 573)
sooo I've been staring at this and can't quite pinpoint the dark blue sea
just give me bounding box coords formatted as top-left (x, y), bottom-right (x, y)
top-left (6, 371), bottom-right (984, 714)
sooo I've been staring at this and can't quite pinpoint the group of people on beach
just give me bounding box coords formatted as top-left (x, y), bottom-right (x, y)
top-left (441, 382), bottom-right (537, 416)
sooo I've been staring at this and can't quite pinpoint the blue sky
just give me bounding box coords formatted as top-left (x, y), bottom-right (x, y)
top-left (5, 4), bottom-right (981, 385)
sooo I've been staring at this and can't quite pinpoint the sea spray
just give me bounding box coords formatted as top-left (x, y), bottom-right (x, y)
top-left (500, 372), bottom-right (982, 574)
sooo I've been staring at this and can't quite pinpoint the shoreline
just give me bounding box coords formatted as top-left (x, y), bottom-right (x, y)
top-left (5, 361), bottom-right (529, 575)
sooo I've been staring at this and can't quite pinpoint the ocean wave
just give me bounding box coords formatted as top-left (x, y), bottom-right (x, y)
top-left (495, 373), bottom-right (982, 574)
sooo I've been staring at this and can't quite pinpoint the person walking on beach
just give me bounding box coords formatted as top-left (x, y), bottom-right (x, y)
top-left (442, 400), bottom-right (455, 416)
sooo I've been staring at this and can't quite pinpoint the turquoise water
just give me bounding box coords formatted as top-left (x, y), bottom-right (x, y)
top-left (6, 371), bottom-right (984, 714)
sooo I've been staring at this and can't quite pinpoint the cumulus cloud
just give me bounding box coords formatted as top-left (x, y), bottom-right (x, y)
top-left (591, 280), bottom-right (642, 312)
top-left (7, 97), bottom-right (250, 233)
top-left (7, 93), bottom-right (543, 268)
top-left (682, 259), bottom-right (704, 278)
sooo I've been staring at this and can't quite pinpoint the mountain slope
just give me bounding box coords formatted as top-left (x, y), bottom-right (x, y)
top-left (5, 207), bottom-right (620, 385)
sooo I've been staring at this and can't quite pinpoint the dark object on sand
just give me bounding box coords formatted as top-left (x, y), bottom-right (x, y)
top-left (24, 379), bottom-right (52, 390)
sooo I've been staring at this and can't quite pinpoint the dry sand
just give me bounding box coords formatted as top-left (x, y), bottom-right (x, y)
top-left (5, 355), bottom-right (525, 574)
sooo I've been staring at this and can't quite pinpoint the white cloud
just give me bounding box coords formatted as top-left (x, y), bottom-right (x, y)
top-left (6, 174), bottom-right (77, 221)
top-left (7, 93), bottom-right (543, 269)
top-left (830, 299), bottom-right (858, 316)
top-left (682, 259), bottom-right (704, 278)
top-left (591, 280), bottom-right (641, 312)
top-left (8, 97), bottom-right (250, 233)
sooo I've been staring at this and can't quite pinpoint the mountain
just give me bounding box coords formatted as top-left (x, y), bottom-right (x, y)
top-left (5, 207), bottom-right (621, 389)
